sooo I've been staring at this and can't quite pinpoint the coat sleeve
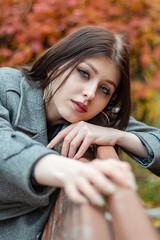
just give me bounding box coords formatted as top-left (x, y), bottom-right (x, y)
top-left (0, 74), bottom-right (57, 207)
top-left (124, 116), bottom-right (160, 176)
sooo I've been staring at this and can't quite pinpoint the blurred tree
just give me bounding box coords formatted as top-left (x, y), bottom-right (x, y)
top-left (0, 0), bottom-right (160, 125)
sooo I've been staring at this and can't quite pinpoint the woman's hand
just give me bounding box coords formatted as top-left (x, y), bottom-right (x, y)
top-left (63, 159), bottom-right (136, 206)
top-left (47, 121), bottom-right (148, 159)
top-left (34, 154), bottom-right (137, 206)
top-left (48, 121), bottom-right (119, 159)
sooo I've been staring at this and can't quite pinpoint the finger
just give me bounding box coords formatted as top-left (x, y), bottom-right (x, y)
top-left (98, 159), bottom-right (129, 183)
top-left (47, 124), bottom-right (75, 148)
top-left (65, 184), bottom-right (88, 204)
top-left (79, 165), bottom-right (116, 195)
top-left (47, 128), bottom-right (71, 149)
top-left (110, 168), bottom-right (137, 190)
top-left (92, 158), bottom-right (131, 174)
top-left (76, 177), bottom-right (105, 206)
top-left (90, 172), bottom-right (116, 195)
top-left (74, 137), bottom-right (93, 160)
top-left (92, 159), bottom-right (136, 190)
top-left (67, 135), bottom-right (83, 158)
top-left (61, 130), bottom-right (79, 157)
top-left (67, 132), bottom-right (89, 158)
top-left (126, 171), bottom-right (137, 190)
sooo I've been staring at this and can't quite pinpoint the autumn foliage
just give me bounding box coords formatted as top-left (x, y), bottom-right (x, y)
top-left (1, 0), bottom-right (160, 125)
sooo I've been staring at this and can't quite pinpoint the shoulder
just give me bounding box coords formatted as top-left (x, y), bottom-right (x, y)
top-left (0, 67), bottom-right (24, 92)
top-left (0, 67), bottom-right (25, 108)
top-left (0, 67), bottom-right (22, 77)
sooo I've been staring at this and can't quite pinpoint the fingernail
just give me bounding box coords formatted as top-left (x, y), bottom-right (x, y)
top-left (127, 179), bottom-right (138, 191)
top-left (94, 196), bottom-right (105, 206)
top-left (80, 197), bottom-right (88, 204)
top-left (47, 143), bottom-right (52, 148)
top-left (107, 184), bottom-right (116, 194)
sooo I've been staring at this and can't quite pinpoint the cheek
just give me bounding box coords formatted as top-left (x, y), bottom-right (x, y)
top-left (94, 96), bottom-right (110, 111)
top-left (60, 80), bottom-right (80, 95)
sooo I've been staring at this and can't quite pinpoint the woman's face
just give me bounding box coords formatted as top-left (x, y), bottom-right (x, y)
top-left (45, 56), bottom-right (120, 123)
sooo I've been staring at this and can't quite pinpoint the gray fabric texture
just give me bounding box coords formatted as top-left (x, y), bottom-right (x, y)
top-left (125, 117), bottom-right (160, 175)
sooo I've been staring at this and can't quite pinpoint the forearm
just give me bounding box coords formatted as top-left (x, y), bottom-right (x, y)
top-left (116, 130), bottom-right (148, 158)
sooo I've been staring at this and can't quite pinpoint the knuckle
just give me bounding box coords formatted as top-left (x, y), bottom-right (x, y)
top-left (65, 185), bottom-right (74, 197)
top-left (64, 136), bottom-right (71, 144)
top-left (123, 162), bottom-right (131, 169)
top-left (70, 141), bottom-right (76, 148)
top-left (80, 167), bottom-right (88, 175)
top-left (79, 145), bottom-right (87, 153)
top-left (76, 176), bottom-right (85, 185)
top-left (79, 121), bottom-right (85, 127)
top-left (80, 166), bottom-right (95, 177)
top-left (124, 161), bottom-right (130, 166)
top-left (88, 166), bottom-right (97, 176)
top-left (92, 159), bottom-right (101, 167)
top-left (81, 127), bottom-right (88, 134)
top-left (105, 158), bottom-right (118, 164)
top-left (86, 132), bottom-right (93, 140)
top-left (67, 193), bottom-right (77, 203)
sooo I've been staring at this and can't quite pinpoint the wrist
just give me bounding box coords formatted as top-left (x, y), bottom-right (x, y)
top-left (34, 154), bottom-right (65, 187)
top-left (30, 167), bottom-right (47, 193)
top-left (34, 154), bottom-right (83, 188)
top-left (115, 129), bottom-right (125, 146)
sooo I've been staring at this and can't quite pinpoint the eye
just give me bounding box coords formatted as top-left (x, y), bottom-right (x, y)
top-left (77, 68), bottom-right (90, 79)
top-left (100, 85), bottom-right (111, 95)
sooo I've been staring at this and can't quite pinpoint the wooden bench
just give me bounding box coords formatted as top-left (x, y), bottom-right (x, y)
top-left (42, 146), bottom-right (159, 240)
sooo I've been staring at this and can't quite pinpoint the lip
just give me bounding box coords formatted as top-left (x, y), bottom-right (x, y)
top-left (71, 100), bottom-right (88, 113)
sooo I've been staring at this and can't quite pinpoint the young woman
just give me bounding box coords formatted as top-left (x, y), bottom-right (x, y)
top-left (0, 26), bottom-right (160, 240)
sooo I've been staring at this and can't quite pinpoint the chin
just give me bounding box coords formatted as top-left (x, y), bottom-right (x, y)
top-left (64, 117), bottom-right (84, 123)
top-left (67, 119), bottom-right (81, 123)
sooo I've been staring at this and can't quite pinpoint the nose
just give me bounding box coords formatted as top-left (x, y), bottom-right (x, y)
top-left (82, 82), bottom-right (97, 100)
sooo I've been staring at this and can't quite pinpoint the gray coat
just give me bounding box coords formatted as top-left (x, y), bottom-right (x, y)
top-left (0, 67), bottom-right (160, 240)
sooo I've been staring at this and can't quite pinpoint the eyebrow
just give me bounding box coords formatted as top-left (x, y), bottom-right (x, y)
top-left (85, 61), bottom-right (117, 90)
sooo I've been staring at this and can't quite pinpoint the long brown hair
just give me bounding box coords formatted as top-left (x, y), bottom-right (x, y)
top-left (21, 26), bottom-right (131, 130)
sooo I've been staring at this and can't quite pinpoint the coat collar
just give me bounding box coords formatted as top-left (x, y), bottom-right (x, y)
top-left (14, 76), bottom-right (48, 145)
